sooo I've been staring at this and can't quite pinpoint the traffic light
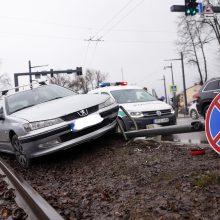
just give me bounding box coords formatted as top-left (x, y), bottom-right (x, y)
top-left (76, 67), bottom-right (82, 76)
top-left (50, 69), bottom-right (54, 77)
top-left (185, 0), bottom-right (198, 16)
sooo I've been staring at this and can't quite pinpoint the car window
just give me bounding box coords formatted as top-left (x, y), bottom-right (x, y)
top-left (101, 92), bottom-right (110, 96)
top-left (110, 89), bottom-right (157, 104)
top-left (5, 84), bottom-right (76, 114)
top-left (0, 99), bottom-right (3, 109)
top-left (203, 80), bottom-right (220, 91)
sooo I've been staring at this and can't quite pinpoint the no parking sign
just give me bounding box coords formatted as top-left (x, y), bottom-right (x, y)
top-left (205, 93), bottom-right (220, 154)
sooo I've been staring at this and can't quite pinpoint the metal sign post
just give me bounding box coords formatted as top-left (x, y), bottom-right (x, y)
top-left (205, 93), bottom-right (220, 154)
top-left (170, 84), bottom-right (178, 93)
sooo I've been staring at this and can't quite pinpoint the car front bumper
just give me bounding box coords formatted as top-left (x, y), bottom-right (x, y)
top-left (122, 114), bottom-right (176, 131)
top-left (18, 105), bottom-right (119, 158)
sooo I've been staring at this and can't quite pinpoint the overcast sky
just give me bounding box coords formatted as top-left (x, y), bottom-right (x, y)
top-left (0, 0), bottom-right (219, 97)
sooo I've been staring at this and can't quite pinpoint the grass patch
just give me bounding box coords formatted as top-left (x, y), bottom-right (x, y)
top-left (194, 173), bottom-right (220, 188)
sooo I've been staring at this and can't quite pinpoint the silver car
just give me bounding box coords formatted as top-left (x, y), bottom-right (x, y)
top-left (0, 84), bottom-right (119, 167)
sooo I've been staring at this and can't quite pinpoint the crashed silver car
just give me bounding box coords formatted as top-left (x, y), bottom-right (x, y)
top-left (0, 83), bottom-right (119, 167)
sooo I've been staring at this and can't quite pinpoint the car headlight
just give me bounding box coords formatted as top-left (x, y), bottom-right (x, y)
top-left (23, 118), bottom-right (63, 132)
top-left (129, 111), bottom-right (144, 118)
top-left (99, 97), bottom-right (116, 109)
top-left (171, 107), bottom-right (175, 114)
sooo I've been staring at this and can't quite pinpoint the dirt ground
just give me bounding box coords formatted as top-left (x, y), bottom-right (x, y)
top-left (2, 133), bottom-right (220, 220)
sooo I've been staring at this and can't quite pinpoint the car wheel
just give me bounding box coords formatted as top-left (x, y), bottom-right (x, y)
top-left (203, 105), bottom-right (209, 119)
top-left (116, 118), bottom-right (126, 134)
top-left (11, 134), bottom-right (30, 168)
top-left (190, 110), bottom-right (199, 119)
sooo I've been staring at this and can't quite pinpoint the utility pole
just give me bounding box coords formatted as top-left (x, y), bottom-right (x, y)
top-left (181, 52), bottom-right (188, 115)
top-left (162, 75), bottom-right (168, 103)
top-left (164, 52), bottom-right (188, 115)
top-left (28, 60), bottom-right (32, 84)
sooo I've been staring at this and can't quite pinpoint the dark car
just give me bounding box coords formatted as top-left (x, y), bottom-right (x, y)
top-left (196, 77), bottom-right (220, 118)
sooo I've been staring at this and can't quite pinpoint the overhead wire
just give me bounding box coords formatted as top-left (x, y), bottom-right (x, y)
top-left (86, 0), bottom-right (145, 67)
top-left (92, 0), bottom-right (134, 38)
top-left (0, 15), bottom-right (176, 34)
top-left (102, 0), bottom-right (145, 37)
top-left (84, 0), bottom-right (135, 68)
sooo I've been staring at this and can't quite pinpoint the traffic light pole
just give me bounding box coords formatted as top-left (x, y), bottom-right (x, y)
top-left (170, 5), bottom-right (220, 13)
top-left (14, 67), bottom-right (83, 91)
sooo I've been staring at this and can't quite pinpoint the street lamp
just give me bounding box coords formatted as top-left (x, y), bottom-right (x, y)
top-left (164, 52), bottom-right (188, 115)
top-left (162, 75), bottom-right (168, 103)
top-left (158, 75), bottom-right (168, 103)
top-left (163, 63), bottom-right (175, 85)
top-left (164, 62), bottom-right (176, 107)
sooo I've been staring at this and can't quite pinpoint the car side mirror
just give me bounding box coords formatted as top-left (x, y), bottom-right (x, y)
top-left (0, 107), bottom-right (5, 120)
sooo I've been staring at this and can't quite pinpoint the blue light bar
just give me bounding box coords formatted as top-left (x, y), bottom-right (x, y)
top-left (99, 82), bottom-right (111, 87)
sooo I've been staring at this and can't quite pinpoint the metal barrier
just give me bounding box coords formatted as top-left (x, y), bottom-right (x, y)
top-left (125, 121), bottom-right (205, 138)
top-left (117, 106), bottom-right (205, 139)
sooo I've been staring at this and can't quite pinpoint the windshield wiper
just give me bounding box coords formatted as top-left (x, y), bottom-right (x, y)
top-left (41, 97), bottom-right (63, 104)
top-left (47, 97), bottom-right (63, 101)
top-left (11, 104), bottom-right (35, 114)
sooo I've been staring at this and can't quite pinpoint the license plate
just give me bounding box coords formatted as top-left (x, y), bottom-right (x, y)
top-left (70, 114), bottom-right (103, 131)
top-left (153, 118), bottom-right (169, 124)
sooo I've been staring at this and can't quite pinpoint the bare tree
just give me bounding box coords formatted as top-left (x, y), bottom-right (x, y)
top-left (69, 69), bottom-right (108, 93)
top-left (0, 73), bottom-right (11, 89)
top-left (177, 16), bottom-right (215, 84)
top-left (49, 69), bottom-right (108, 93)
top-left (94, 70), bottom-right (108, 88)
top-left (48, 74), bottom-right (71, 87)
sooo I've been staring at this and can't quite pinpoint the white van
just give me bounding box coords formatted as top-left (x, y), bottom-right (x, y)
top-left (89, 83), bottom-right (176, 131)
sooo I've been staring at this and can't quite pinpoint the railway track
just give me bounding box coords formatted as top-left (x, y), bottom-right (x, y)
top-left (0, 158), bottom-right (64, 220)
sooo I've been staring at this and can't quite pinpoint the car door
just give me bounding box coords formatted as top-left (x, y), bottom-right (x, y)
top-left (0, 99), bottom-right (11, 151)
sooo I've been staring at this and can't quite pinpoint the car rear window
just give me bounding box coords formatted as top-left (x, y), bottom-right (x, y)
top-left (110, 89), bottom-right (157, 104)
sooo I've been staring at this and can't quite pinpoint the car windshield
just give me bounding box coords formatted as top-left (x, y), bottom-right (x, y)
top-left (110, 89), bottom-right (157, 104)
top-left (6, 84), bottom-right (76, 114)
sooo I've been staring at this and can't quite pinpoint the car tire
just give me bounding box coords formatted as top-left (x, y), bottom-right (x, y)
top-left (190, 109), bottom-right (199, 119)
top-left (11, 134), bottom-right (31, 168)
top-left (202, 105), bottom-right (209, 119)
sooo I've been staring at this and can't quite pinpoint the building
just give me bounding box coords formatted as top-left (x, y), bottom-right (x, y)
top-left (177, 83), bottom-right (202, 112)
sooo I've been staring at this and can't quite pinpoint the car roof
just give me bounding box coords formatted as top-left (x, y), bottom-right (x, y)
top-left (206, 77), bottom-right (220, 83)
top-left (90, 85), bottom-right (143, 93)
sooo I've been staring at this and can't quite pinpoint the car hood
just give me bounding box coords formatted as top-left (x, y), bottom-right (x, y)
top-left (121, 101), bottom-right (172, 112)
top-left (11, 94), bottom-right (108, 122)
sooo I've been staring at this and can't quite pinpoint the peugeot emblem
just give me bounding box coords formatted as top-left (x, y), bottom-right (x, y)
top-left (156, 110), bottom-right (162, 116)
top-left (77, 109), bottom-right (88, 117)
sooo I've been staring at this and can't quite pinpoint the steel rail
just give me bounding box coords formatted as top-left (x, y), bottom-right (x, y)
top-left (0, 158), bottom-right (64, 220)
